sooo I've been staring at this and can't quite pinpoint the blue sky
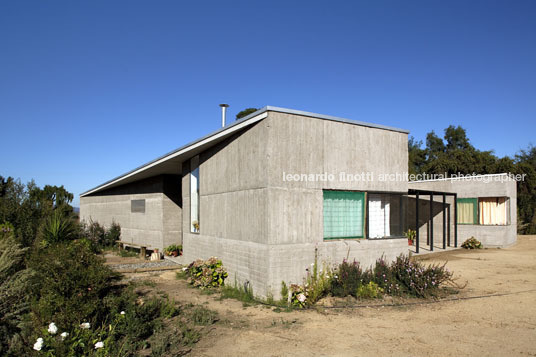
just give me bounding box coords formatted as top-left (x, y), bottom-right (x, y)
top-left (1, 0), bottom-right (535, 206)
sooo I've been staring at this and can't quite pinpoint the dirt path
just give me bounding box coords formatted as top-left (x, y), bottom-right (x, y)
top-left (147, 236), bottom-right (536, 356)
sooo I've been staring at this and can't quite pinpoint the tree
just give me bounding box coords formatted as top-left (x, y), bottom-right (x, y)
top-left (0, 176), bottom-right (75, 247)
top-left (236, 108), bottom-right (259, 120)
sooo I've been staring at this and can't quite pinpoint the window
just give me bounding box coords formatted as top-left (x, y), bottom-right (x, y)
top-left (190, 156), bottom-right (200, 233)
top-left (479, 197), bottom-right (508, 225)
top-left (323, 191), bottom-right (365, 239)
top-left (367, 193), bottom-right (406, 238)
top-left (131, 199), bottom-right (145, 213)
top-left (457, 198), bottom-right (478, 224)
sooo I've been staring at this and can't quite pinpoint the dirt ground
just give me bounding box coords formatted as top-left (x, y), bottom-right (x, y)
top-left (128, 236), bottom-right (536, 356)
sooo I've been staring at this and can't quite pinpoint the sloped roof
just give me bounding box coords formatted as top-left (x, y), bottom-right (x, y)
top-left (81, 106), bottom-right (409, 197)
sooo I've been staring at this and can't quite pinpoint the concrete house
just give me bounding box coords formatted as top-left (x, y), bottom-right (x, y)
top-left (81, 106), bottom-right (411, 297)
top-left (80, 106), bottom-right (517, 297)
top-left (408, 174), bottom-right (517, 249)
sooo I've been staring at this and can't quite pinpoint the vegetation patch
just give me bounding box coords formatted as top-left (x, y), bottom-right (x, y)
top-left (461, 237), bottom-right (483, 249)
top-left (185, 257), bottom-right (228, 289)
top-left (280, 249), bottom-right (458, 308)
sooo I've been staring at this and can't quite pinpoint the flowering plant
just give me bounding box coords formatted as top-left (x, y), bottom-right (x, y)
top-left (186, 257), bottom-right (228, 288)
top-left (289, 284), bottom-right (308, 308)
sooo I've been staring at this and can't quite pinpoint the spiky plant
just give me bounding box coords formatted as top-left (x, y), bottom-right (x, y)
top-left (40, 210), bottom-right (77, 247)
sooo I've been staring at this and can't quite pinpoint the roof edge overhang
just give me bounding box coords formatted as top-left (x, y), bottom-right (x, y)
top-left (81, 106), bottom-right (409, 197)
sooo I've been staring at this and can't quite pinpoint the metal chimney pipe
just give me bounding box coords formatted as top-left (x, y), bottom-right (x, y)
top-left (219, 104), bottom-right (229, 127)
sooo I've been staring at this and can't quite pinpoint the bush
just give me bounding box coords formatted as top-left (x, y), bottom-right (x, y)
top-left (330, 260), bottom-right (371, 297)
top-left (327, 254), bottom-right (454, 300)
top-left (78, 220), bottom-right (121, 250)
top-left (29, 289), bottom-right (183, 356)
top-left (0, 236), bottom-right (34, 355)
top-left (186, 257), bottom-right (228, 288)
top-left (29, 240), bottom-right (121, 330)
top-left (357, 282), bottom-right (383, 299)
top-left (391, 255), bottom-right (453, 298)
top-left (40, 210), bottom-right (77, 247)
top-left (103, 222), bottom-right (121, 247)
top-left (0, 222), bottom-right (15, 240)
top-left (461, 237), bottom-right (483, 249)
top-left (164, 244), bottom-right (182, 256)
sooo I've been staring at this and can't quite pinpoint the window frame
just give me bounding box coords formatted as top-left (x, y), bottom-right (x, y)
top-left (190, 156), bottom-right (200, 234)
top-left (366, 191), bottom-right (407, 239)
top-left (457, 198), bottom-right (478, 225)
top-left (478, 196), bottom-right (509, 226)
top-left (131, 199), bottom-right (145, 213)
top-left (323, 190), bottom-right (366, 240)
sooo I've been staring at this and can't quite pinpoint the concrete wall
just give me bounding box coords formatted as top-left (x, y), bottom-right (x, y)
top-left (182, 111), bottom-right (410, 298)
top-left (408, 175), bottom-right (517, 248)
top-left (80, 175), bottom-right (182, 251)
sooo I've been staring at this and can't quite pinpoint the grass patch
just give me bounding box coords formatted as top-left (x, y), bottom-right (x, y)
top-left (220, 283), bottom-right (257, 306)
top-left (190, 305), bottom-right (219, 326)
top-left (119, 248), bottom-right (140, 258)
top-left (175, 270), bottom-right (188, 280)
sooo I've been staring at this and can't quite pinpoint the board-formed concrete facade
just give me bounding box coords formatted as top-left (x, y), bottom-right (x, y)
top-left (80, 175), bottom-right (182, 251)
top-left (408, 175), bottom-right (517, 248)
top-left (179, 111), bottom-right (409, 297)
top-left (80, 106), bottom-right (517, 298)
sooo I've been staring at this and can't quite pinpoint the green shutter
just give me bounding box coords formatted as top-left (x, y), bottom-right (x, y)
top-left (457, 198), bottom-right (478, 224)
top-left (323, 191), bottom-right (365, 239)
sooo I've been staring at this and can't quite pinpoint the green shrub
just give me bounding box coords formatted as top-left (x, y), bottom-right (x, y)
top-left (186, 257), bottom-right (228, 288)
top-left (103, 222), bottom-right (121, 247)
top-left (391, 255), bottom-right (453, 298)
top-left (357, 282), bottom-right (383, 299)
top-left (0, 222), bottom-right (15, 240)
top-left (29, 240), bottom-right (121, 330)
top-left (461, 237), bottom-right (483, 249)
top-left (80, 220), bottom-right (105, 247)
top-left (164, 244), bottom-right (182, 256)
top-left (330, 260), bottom-right (371, 297)
top-left (327, 254), bottom-right (454, 300)
top-left (40, 210), bottom-right (77, 247)
top-left (0, 236), bottom-right (34, 355)
top-left (280, 281), bottom-right (289, 302)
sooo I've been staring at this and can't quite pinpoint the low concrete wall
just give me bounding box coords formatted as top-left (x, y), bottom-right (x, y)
top-left (183, 233), bottom-right (409, 299)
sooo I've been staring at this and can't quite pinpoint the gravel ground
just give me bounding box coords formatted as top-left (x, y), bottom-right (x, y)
top-left (109, 260), bottom-right (179, 271)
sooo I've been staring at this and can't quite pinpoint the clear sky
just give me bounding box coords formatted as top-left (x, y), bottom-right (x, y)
top-left (1, 0), bottom-right (535, 206)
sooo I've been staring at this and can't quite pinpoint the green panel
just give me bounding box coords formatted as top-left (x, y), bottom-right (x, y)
top-left (323, 191), bottom-right (365, 239)
top-left (457, 198), bottom-right (478, 224)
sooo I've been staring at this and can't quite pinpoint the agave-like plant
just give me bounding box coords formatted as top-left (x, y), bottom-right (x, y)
top-left (41, 210), bottom-right (77, 247)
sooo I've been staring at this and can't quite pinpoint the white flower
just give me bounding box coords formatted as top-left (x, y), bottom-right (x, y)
top-left (33, 337), bottom-right (44, 351)
top-left (95, 341), bottom-right (104, 349)
top-left (60, 332), bottom-right (69, 340)
top-left (48, 322), bottom-right (58, 335)
top-left (120, 311), bottom-right (125, 315)
top-left (182, 267), bottom-right (187, 271)
top-left (80, 322), bottom-right (91, 329)
top-left (297, 293), bottom-right (306, 303)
